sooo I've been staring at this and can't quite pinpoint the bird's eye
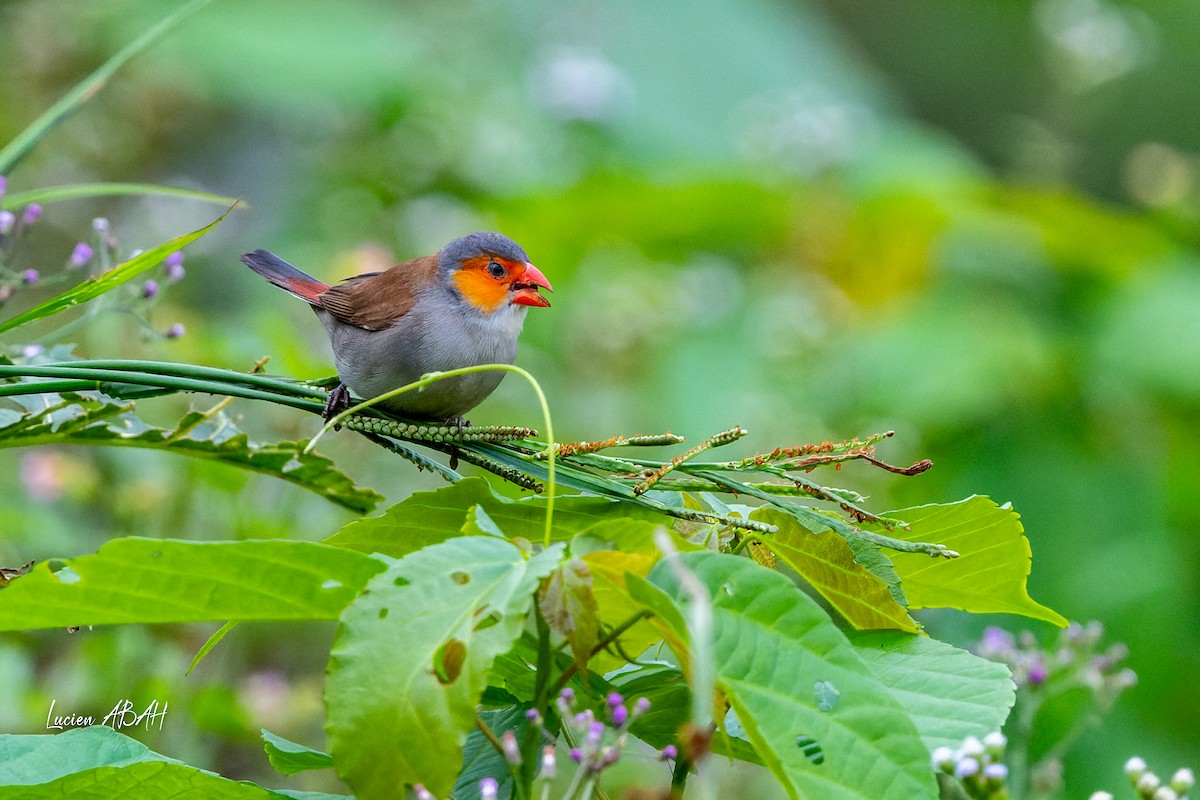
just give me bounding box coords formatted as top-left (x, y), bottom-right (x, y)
top-left (486, 260), bottom-right (506, 279)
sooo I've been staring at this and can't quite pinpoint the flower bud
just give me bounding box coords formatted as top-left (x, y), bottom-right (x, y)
top-left (479, 777), bottom-right (498, 800)
top-left (22, 269), bottom-right (38, 285)
top-left (540, 745), bottom-right (557, 779)
top-left (166, 323), bottom-right (186, 339)
top-left (634, 697), bottom-right (651, 715)
top-left (22, 344), bottom-right (43, 359)
top-left (501, 731), bottom-right (521, 766)
top-left (93, 217), bottom-right (109, 234)
top-left (1152, 786), bottom-right (1178, 800)
top-left (68, 242), bottom-right (93, 268)
top-left (20, 203), bottom-right (41, 225)
top-left (955, 757), bottom-right (981, 779)
top-left (957, 736), bottom-right (985, 760)
top-left (0, 284), bottom-right (13, 302)
top-left (1126, 757), bottom-right (1149, 780)
top-left (0, 210), bottom-right (14, 236)
top-left (524, 708), bottom-right (542, 726)
top-left (1170, 768), bottom-right (1194, 793)
top-left (1087, 793), bottom-right (1115, 800)
top-left (611, 704), bottom-right (628, 727)
top-left (1137, 772), bottom-right (1162, 794)
top-left (606, 692), bottom-right (624, 709)
top-left (599, 746), bottom-right (619, 768)
top-left (660, 745), bottom-right (678, 761)
top-left (586, 720), bottom-right (605, 745)
top-left (569, 747), bottom-right (583, 763)
top-left (142, 279), bottom-right (160, 299)
top-left (984, 763), bottom-right (1008, 781)
top-left (413, 785), bottom-right (435, 800)
top-left (0, 175), bottom-right (7, 199)
top-left (983, 731), bottom-right (1007, 758)
top-left (931, 746), bottom-right (955, 772)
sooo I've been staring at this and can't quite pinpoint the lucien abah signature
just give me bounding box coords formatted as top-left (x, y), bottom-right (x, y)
top-left (46, 698), bottom-right (168, 731)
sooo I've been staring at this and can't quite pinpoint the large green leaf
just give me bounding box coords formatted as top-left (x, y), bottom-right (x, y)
top-left (0, 726), bottom-right (287, 799)
top-left (750, 508), bottom-right (918, 632)
top-left (0, 0), bottom-right (216, 174)
top-left (0, 391), bottom-right (381, 512)
top-left (882, 496), bottom-right (1067, 626)
top-left (0, 206), bottom-right (232, 336)
top-left (848, 631), bottom-right (1016, 753)
top-left (325, 537), bottom-right (562, 799)
top-left (636, 552), bottom-right (937, 800)
top-left (0, 538), bottom-right (384, 630)
top-left (325, 476), bottom-right (661, 556)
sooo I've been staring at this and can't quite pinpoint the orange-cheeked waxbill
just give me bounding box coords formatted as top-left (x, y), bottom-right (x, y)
top-left (241, 232), bottom-right (552, 421)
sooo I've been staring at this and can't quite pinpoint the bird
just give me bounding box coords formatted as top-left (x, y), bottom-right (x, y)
top-left (241, 231), bottom-right (551, 424)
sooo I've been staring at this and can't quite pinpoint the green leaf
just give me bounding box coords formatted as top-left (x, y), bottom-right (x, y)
top-left (0, 0), bottom-right (217, 174)
top-left (0, 392), bottom-right (381, 512)
top-left (538, 558), bottom-right (600, 668)
top-left (0, 726), bottom-right (287, 799)
top-left (882, 496), bottom-right (1068, 626)
top-left (261, 729), bottom-right (333, 776)
top-left (581, 549), bottom-right (662, 673)
top-left (325, 537), bottom-right (562, 799)
top-left (751, 508), bottom-right (918, 633)
top-left (640, 551), bottom-right (937, 800)
top-left (0, 205), bottom-right (233, 336)
top-left (0, 538), bottom-right (384, 630)
top-left (453, 706), bottom-right (539, 800)
top-left (847, 631), bottom-right (1016, 753)
top-left (0, 182), bottom-right (238, 210)
top-left (324, 476), bottom-right (661, 557)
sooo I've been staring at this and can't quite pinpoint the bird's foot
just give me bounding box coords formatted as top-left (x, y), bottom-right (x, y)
top-left (323, 383), bottom-right (352, 430)
top-left (444, 416), bottom-right (470, 470)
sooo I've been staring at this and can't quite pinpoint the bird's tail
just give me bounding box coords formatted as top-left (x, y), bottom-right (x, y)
top-left (240, 249), bottom-right (329, 305)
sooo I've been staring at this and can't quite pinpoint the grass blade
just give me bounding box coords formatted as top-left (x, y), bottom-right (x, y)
top-left (0, 0), bottom-right (216, 174)
top-left (0, 182), bottom-right (239, 210)
top-left (0, 203), bottom-right (234, 336)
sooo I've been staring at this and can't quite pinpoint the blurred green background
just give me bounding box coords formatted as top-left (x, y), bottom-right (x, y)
top-left (0, 0), bottom-right (1197, 795)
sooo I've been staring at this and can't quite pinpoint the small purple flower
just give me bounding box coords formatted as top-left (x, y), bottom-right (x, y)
top-left (586, 720), bottom-right (605, 745)
top-left (606, 692), bottom-right (624, 708)
top-left (540, 745), bottom-right (557, 779)
top-left (166, 323), bottom-right (186, 339)
top-left (68, 242), bottom-right (93, 268)
top-left (524, 708), bottom-right (542, 725)
top-left (479, 777), bottom-right (498, 800)
top-left (501, 730), bottom-right (522, 766)
top-left (21, 269), bottom-right (38, 285)
top-left (20, 203), bottom-right (41, 226)
top-left (955, 757), bottom-right (981, 779)
top-left (21, 344), bottom-right (43, 359)
top-left (1027, 661), bottom-right (1048, 687)
top-left (164, 254), bottom-right (185, 281)
top-left (600, 746), bottom-right (620, 768)
top-left (142, 279), bottom-right (160, 299)
top-left (93, 217), bottom-right (109, 234)
top-left (0, 210), bottom-right (14, 236)
top-left (569, 747), bottom-right (583, 763)
top-left (413, 785), bottom-right (435, 800)
top-left (611, 704), bottom-right (628, 727)
top-left (559, 688), bottom-right (574, 702)
top-left (980, 626), bottom-right (1015, 655)
top-left (634, 697), bottom-right (651, 715)
top-left (984, 763), bottom-right (1008, 781)
top-left (660, 744), bottom-right (678, 761)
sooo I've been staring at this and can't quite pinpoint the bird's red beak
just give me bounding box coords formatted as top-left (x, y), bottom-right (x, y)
top-left (512, 262), bottom-right (553, 308)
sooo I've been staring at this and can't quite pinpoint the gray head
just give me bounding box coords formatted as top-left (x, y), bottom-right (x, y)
top-left (439, 232), bottom-right (529, 271)
top-left (437, 231), bottom-right (552, 313)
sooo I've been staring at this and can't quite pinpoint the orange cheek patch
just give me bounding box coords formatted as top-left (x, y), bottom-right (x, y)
top-left (452, 266), bottom-right (509, 313)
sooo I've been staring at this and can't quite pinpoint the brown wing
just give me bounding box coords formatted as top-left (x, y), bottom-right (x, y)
top-left (317, 254), bottom-right (439, 331)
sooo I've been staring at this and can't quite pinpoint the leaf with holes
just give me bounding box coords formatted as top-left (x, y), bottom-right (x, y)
top-left (751, 508), bottom-right (918, 632)
top-left (538, 558), bottom-right (600, 668)
top-left (848, 631), bottom-right (1015, 753)
top-left (0, 538), bottom-right (384, 630)
top-left (633, 551), bottom-right (937, 800)
top-left (881, 496), bottom-right (1067, 626)
top-left (0, 391), bottom-right (382, 512)
top-left (325, 537), bottom-right (562, 800)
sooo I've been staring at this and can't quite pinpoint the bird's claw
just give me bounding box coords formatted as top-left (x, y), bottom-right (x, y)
top-left (323, 383), bottom-right (352, 430)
